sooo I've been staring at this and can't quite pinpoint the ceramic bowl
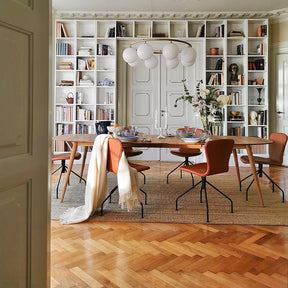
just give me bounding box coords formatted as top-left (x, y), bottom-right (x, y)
top-left (107, 126), bottom-right (123, 137)
top-left (230, 111), bottom-right (240, 117)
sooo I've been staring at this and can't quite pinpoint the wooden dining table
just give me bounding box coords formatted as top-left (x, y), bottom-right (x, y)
top-left (53, 134), bottom-right (272, 206)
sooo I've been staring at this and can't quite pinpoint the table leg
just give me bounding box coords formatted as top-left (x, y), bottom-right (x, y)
top-left (79, 146), bottom-right (88, 183)
top-left (232, 149), bottom-right (241, 189)
top-left (60, 142), bottom-right (78, 203)
top-left (246, 144), bottom-right (264, 207)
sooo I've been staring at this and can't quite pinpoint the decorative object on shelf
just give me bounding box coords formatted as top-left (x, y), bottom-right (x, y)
top-left (155, 107), bottom-right (168, 139)
top-left (229, 63), bottom-right (239, 85)
top-left (256, 87), bottom-right (263, 104)
top-left (174, 80), bottom-right (229, 137)
top-left (95, 121), bottom-right (112, 135)
top-left (122, 38), bottom-right (196, 69)
top-left (98, 78), bottom-right (114, 86)
top-left (107, 125), bottom-right (123, 138)
top-left (210, 48), bottom-right (219, 55)
top-left (249, 111), bottom-right (258, 125)
top-left (65, 92), bottom-right (74, 104)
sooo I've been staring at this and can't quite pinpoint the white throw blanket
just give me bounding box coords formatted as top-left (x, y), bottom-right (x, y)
top-left (60, 134), bottom-right (140, 224)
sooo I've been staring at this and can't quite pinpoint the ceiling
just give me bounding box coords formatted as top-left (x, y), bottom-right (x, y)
top-left (52, 0), bottom-right (288, 13)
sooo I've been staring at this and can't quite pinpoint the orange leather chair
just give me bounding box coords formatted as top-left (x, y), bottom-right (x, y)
top-left (100, 138), bottom-right (150, 218)
top-left (51, 152), bottom-right (86, 199)
top-left (167, 128), bottom-right (204, 184)
top-left (240, 132), bottom-right (288, 202)
top-left (175, 139), bottom-right (234, 222)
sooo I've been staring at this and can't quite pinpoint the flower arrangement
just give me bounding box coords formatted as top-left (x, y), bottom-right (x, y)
top-left (174, 79), bottom-right (229, 135)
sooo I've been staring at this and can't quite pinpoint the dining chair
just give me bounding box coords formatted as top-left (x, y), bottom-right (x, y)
top-left (51, 152), bottom-right (86, 199)
top-left (240, 132), bottom-right (288, 202)
top-left (167, 127), bottom-right (204, 184)
top-left (100, 138), bottom-right (150, 218)
top-left (175, 139), bottom-right (234, 222)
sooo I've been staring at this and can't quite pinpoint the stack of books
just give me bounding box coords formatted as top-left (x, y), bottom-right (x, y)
top-left (58, 62), bottom-right (73, 70)
top-left (228, 30), bottom-right (244, 37)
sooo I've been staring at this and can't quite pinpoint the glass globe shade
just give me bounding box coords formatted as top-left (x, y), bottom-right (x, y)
top-left (162, 43), bottom-right (179, 60)
top-left (145, 55), bottom-right (158, 69)
top-left (137, 43), bottom-right (154, 60)
top-left (122, 47), bottom-right (138, 63)
top-left (166, 58), bottom-right (179, 69)
top-left (128, 58), bottom-right (141, 67)
top-left (181, 58), bottom-right (194, 67)
top-left (181, 46), bottom-right (197, 64)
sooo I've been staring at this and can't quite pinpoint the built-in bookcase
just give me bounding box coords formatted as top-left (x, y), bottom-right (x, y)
top-left (54, 18), bottom-right (268, 155)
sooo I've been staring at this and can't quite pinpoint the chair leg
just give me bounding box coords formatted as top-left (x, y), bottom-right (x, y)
top-left (206, 180), bottom-right (234, 214)
top-left (175, 179), bottom-right (202, 210)
top-left (66, 166), bottom-right (87, 184)
top-left (139, 171), bottom-right (146, 184)
top-left (51, 165), bottom-right (62, 175)
top-left (100, 185), bottom-right (118, 216)
top-left (261, 170), bottom-right (285, 203)
top-left (240, 172), bottom-right (253, 191)
top-left (202, 178), bottom-right (209, 223)
top-left (167, 161), bottom-right (186, 184)
top-left (140, 188), bottom-right (147, 205)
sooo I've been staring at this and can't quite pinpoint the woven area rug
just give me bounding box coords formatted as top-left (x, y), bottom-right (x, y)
top-left (51, 173), bottom-right (288, 225)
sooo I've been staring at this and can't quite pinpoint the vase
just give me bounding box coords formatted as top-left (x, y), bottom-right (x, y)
top-left (201, 116), bottom-right (212, 141)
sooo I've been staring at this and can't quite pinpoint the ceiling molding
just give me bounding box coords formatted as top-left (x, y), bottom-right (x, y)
top-left (53, 8), bottom-right (288, 20)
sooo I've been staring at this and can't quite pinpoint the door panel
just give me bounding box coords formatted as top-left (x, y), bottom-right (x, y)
top-left (0, 0), bottom-right (49, 286)
top-left (276, 53), bottom-right (288, 165)
top-left (127, 41), bottom-right (204, 161)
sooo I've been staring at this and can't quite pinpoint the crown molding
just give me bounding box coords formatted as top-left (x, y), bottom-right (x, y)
top-left (53, 8), bottom-right (288, 20)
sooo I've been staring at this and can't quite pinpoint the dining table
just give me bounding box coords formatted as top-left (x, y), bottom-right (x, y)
top-left (53, 134), bottom-right (272, 206)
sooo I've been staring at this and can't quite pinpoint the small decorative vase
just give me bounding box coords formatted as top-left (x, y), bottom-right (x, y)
top-left (256, 87), bottom-right (263, 105)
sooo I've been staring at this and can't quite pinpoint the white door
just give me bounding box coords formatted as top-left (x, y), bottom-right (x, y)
top-left (275, 53), bottom-right (288, 165)
top-left (0, 1), bottom-right (49, 287)
top-left (127, 41), bottom-right (204, 161)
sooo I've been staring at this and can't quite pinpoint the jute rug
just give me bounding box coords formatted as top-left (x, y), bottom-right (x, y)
top-left (51, 173), bottom-right (288, 225)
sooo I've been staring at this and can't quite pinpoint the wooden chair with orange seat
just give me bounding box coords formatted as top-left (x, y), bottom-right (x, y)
top-left (51, 150), bottom-right (86, 199)
top-left (100, 138), bottom-right (150, 218)
top-left (167, 127), bottom-right (204, 184)
top-left (175, 139), bottom-right (234, 222)
top-left (240, 132), bottom-right (288, 202)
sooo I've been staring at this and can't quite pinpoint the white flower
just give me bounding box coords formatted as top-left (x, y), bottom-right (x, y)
top-left (207, 114), bottom-right (215, 122)
top-left (217, 95), bottom-right (229, 107)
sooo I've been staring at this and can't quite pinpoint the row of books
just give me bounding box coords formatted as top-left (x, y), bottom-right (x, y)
top-left (196, 24), bottom-right (205, 37)
top-left (58, 62), bottom-right (73, 70)
top-left (116, 24), bottom-right (127, 37)
top-left (256, 110), bottom-right (267, 125)
top-left (227, 91), bottom-right (241, 105)
top-left (207, 73), bottom-right (224, 85)
top-left (107, 27), bottom-right (116, 38)
top-left (97, 44), bottom-right (112, 55)
top-left (237, 44), bottom-right (244, 55)
top-left (257, 25), bottom-right (267, 37)
top-left (211, 124), bottom-right (223, 136)
top-left (76, 124), bottom-right (94, 134)
top-left (77, 58), bottom-right (94, 70)
top-left (56, 123), bottom-right (73, 136)
top-left (96, 108), bottom-right (114, 120)
top-left (230, 126), bottom-right (245, 136)
top-left (56, 106), bottom-right (73, 122)
top-left (56, 22), bottom-right (69, 38)
top-left (248, 59), bottom-right (265, 70)
top-left (76, 106), bottom-right (93, 120)
top-left (56, 43), bottom-right (71, 55)
top-left (215, 25), bottom-right (225, 37)
top-left (231, 74), bottom-right (245, 85)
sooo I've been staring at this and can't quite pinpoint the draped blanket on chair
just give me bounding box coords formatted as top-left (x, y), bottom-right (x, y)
top-left (60, 134), bottom-right (139, 224)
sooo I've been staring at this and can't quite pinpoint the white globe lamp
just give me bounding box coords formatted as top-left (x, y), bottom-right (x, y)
top-left (162, 43), bottom-right (179, 60)
top-left (129, 58), bottom-right (141, 67)
top-left (145, 55), bottom-right (158, 69)
top-left (122, 47), bottom-right (138, 64)
top-left (166, 58), bottom-right (179, 69)
top-left (181, 46), bottom-right (197, 65)
top-left (137, 43), bottom-right (154, 60)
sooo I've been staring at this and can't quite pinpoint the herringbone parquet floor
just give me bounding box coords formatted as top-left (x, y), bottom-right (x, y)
top-left (50, 162), bottom-right (288, 288)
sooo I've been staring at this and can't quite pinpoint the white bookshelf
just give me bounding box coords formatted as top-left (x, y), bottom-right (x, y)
top-left (54, 18), bottom-right (268, 155)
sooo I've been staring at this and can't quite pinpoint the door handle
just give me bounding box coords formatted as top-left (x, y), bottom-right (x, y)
top-left (277, 111), bottom-right (284, 114)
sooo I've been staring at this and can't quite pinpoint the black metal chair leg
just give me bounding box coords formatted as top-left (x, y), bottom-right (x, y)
top-left (69, 168), bottom-right (87, 184)
top-left (175, 180), bottom-right (202, 210)
top-left (167, 161), bottom-right (186, 184)
top-left (202, 178), bottom-right (209, 223)
top-left (139, 171), bottom-right (146, 184)
top-left (206, 181), bottom-right (234, 213)
top-left (140, 188), bottom-right (147, 205)
top-left (100, 185), bottom-right (118, 216)
top-left (51, 165), bottom-right (62, 175)
top-left (140, 201), bottom-right (144, 218)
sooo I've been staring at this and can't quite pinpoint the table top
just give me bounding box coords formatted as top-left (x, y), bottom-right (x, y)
top-left (54, 134), bottom-right (272, 149)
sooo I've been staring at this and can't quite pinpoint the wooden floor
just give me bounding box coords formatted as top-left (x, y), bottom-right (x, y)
top-left (50, 161), bottom-right (288, 288)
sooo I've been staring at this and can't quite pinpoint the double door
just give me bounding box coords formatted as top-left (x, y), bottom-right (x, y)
top-left (126, 41), bottom-right (203, 161)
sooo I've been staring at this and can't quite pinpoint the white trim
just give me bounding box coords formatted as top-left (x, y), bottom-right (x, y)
top-left (53, 8), bottom-right (288, 20)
